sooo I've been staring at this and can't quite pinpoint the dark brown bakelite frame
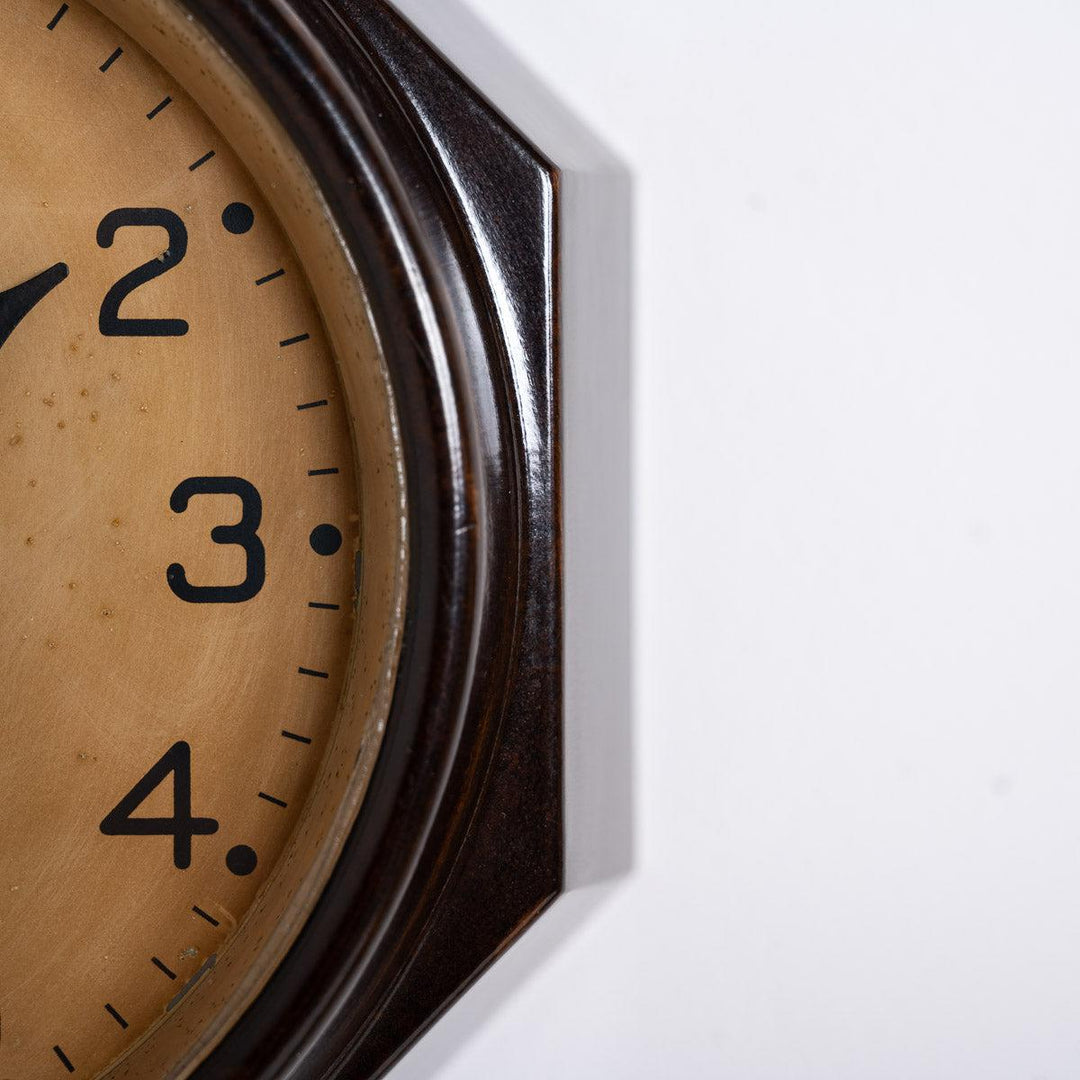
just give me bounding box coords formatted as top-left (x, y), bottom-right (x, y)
top-left (178, 1), bottom-right (563, 1077)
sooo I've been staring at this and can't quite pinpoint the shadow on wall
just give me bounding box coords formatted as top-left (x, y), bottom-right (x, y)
top-left (384, 0), bottom-right (635, 1074)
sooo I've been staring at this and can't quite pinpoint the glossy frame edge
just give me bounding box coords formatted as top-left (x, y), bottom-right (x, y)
top-left (345, 3), bottom-right (633, 1075)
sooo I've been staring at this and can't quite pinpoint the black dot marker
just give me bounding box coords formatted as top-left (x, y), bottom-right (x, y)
top-left (310, 523), bottom-right (343, 556)
top-left (226, 844), bottom-right (258, 876)
top-left (222, 202), bottom-right (255, 235)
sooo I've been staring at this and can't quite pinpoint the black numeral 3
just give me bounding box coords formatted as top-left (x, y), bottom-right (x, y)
top-left (167, 476), bottom-right (266, 603)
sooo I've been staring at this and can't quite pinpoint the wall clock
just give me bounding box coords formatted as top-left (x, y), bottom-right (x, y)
top-left (0, 0), bottom-right (627, 1076)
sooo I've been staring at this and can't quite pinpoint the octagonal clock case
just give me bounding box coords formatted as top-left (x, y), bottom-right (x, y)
top-left (0, 0), bottom-right (628, 1078)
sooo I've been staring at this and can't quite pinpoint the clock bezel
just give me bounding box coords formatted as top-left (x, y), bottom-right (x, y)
top-left (78, 0), bottom-right (563, 1074)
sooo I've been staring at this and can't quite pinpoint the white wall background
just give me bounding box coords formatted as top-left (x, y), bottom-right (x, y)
top-left (397, 2), bottom-right (1080, 1077)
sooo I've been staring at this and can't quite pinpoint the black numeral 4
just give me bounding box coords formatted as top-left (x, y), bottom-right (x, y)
top-left (100, 742), bottom-right (218, 870)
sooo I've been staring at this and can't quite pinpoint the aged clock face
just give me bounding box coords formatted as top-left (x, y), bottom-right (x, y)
top-left (0, 2), bottom-right (407, 1077)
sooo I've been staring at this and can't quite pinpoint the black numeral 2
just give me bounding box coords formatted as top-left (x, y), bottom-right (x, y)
top-left (97, 208), bottom-right (189, 337)
top-left (100, 742), bottom-right (218, 870)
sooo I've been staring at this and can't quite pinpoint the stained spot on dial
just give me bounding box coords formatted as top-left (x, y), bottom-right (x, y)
top-left (221, 202), bottom-right (254, 235)
top-left (309, 523), bottom-right (342, 556)
top-left (225, 844), bottom-right (258, 877)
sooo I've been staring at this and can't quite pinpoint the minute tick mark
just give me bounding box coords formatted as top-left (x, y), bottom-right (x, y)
top-left (100, 47), bottom-right (123, 73)
top-left (53, 1046), bottom-right (75, 1073)
top-left (47, 4), bottom-right (68, 30)
top-left (189, 150), bottom-right (216, 172)
top-left (298, 666), bottom-right (330, 679)
top-left (147, 96), bottom-right (172, 120)
top-left (257, 792), bottom-right (287, 809)
top-left (151, 956), bottom-right (177, 980)
top-left (308, 468), bottom-right (339, 477)
top-left (280, 333), bottom-right (311, 349)
top-left (105, 1003), bottom-right (129, 1030)
top-left (192, 905), bottom-right (220, 927)
top-left (256, 268), bottom-right (285, 286)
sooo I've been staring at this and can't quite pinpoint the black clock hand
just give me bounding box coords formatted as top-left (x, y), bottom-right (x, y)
top-left (0, 262), bottom-right (70, 350)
